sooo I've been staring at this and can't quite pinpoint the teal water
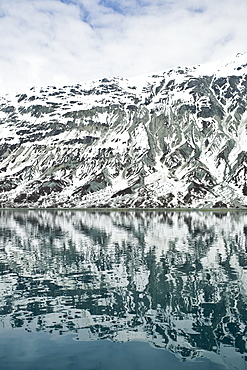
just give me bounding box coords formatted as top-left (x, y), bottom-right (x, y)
top-left (0, 210), bottom-right (247, 369)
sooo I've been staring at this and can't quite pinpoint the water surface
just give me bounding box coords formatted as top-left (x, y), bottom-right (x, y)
top-left (0, 210), bottom-right (247, 369)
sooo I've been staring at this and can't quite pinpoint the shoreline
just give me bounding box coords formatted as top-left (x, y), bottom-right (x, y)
top-left (0, 207), bottom-right (247, 212)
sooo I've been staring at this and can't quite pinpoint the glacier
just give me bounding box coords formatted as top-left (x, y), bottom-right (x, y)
top-left (0, 52), bottom-right (247, 209)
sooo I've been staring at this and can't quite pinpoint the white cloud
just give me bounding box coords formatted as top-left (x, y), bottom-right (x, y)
top-left (0, 0), bottom-right (246, 94)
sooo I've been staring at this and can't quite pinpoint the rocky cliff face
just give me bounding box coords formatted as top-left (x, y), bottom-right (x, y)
top-left (0, 53), bottom-right (247, 208)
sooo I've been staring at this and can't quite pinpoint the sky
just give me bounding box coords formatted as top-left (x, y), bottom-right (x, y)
top-left (0, 0), bottom-right (246, 95)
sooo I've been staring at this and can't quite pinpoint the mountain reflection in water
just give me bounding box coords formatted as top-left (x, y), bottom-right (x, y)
top-left (0, 210), bottom-right (247, 369)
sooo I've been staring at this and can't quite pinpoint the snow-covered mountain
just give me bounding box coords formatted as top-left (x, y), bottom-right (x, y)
top-left (0, 53), bottom-right (247, 208)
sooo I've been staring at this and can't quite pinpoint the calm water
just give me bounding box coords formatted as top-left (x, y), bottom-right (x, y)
top-left (0, 209), bottom-right (247, 370)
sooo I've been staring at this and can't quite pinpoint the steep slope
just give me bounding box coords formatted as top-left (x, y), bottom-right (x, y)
top-left (0, 52), bottom-right (247, 208)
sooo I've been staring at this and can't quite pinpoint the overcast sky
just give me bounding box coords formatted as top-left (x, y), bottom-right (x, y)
top-left (0, 0), bottom-right (246, 95)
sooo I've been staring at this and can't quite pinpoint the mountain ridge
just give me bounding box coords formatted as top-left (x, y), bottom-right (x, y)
top-left (0, 53), bottom-right (247, 208)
